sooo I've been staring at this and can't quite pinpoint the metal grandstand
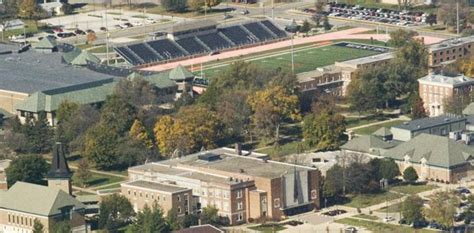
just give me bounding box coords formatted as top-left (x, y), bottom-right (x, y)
top-left (114, 19), bottom-right (288, 67)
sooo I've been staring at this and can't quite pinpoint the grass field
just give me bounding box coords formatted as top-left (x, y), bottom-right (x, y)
top-left (71, 170), bottom-right (125, 188)
top-left (353, 120), bottom-right (407, 135)
top-left (354, 214), bottom-right (379, 220)
top-left (196, 42), bottom-right (383, 79)
top-left (390, 184), bottom-right (438, 195)
top-left (345, 192), bottom-right (403, 208)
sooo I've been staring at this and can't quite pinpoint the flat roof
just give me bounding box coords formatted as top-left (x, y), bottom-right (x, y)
top-left (160, 148), bottom-right (316, 179)
top-left (0, 44), bottom-right (116, 94)
top-left (123, 180), bottom-right (190, 193)
top-left (392, 115), bottom-right (465, 131)
top-left (418, 73), bottom-right (474, 87)
top-left (430, 36), bottom-right (474, 52)
top-left (336, 52), bottom-right (393, 67)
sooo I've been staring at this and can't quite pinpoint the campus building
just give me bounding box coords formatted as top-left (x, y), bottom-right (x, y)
top-left (121, 180), bottom-right (195, 216)
top-left (128, 147), bottom-right (322, 225)
top-left (298, 52), bottom-right (393, 97)
top-left (342, 115), bottom-right (474, 183)
top-left (0, 182), bottom-right (87, 233)
top-left (428, 36), bottom-right (474, 67)
top-left (0, 40), bottom-right (191, 126)
top-left (418, 73), bottom-right (474, 116)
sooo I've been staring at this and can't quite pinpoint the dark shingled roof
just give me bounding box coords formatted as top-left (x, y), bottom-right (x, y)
top-left (392, 115), bottom-right (466, 131)
top-left (47, 142), bottom-right (72, 179)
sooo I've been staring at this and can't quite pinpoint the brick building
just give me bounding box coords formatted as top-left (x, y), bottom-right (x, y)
top-left (418, 73), bottom-right (474, 116)
top-left (128, 148), bottom-right (322, 225)
top-left (298, 52), bottom-right (393, 97)
top-left (121, 180), bottom-right (195, 216)
top-left (428, 36), bottom-right (474, 67)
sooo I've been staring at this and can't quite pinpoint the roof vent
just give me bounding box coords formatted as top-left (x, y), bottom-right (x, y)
top-left (198, 153), bottom-right (220, 162)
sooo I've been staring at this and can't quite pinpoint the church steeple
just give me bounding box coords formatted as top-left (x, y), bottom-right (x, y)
top-left (46, 142), bottom-right (72, 195)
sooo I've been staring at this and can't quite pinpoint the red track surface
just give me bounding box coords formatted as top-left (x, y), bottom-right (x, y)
top-left (140, 27), bottom-right (444, 72)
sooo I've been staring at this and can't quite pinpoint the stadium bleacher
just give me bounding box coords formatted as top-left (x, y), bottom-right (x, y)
top-left (176, 37), bottom-right (209, 55)
top-left (221, 25), bottom-right (255, 46)
top-left (196, 33), bottom-right (232, 51)
top-left (114, 20), bottom-right (287, 66)
top-left (243, 22), bottom-right (275, 41)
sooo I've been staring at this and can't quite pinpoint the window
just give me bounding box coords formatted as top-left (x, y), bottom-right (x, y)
top-left (151, 195), bottom-right (154, 199)
top-left (7, 214), bottom-right (10, 223)
top-left (177, 195), bottom-right (181, 202)
top-left (238, 213), bottom-right (243, 221)
top-left (145, 193), bottom-right (148, 199)
top-left (237, 201), bottom-right (243, 210)
top-left (128, 190), bottom-right (131, 195)
top-left (134, 191), bottom-right (136, 196)
top-left (236, 190), bottom-right (242, 198)
top-left (274, 198), bottom-right (280, 208)
top-left (178, 207), bottom-right (181, 213)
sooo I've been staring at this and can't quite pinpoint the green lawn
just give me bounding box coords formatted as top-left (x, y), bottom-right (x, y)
top-left (345, 192), bottom-right (403, 208)
top-left (389, 184), bottom-right (438, 195)
top-left (71, 171), bottom-right (124, 188)
top-left (353, 120), bottom-right (406, 135)
top-left (0, 20), bottom-right (46, 40)
top-left (198, 43), bottom-right (382, 79)
top-left (335, 218), bottom-right (435, 233)
top-left (345, 115), bottom-right (392, 129)
top-left (248, 224), bottom-right (286, 232)
top-left (354, 214), bottom-right (379, 220)
top-left (377, 202), bottom-right (401, 213)
top-left (257, 141), bottom-right (307, 160)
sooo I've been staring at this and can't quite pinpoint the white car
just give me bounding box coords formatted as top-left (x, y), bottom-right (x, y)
top-left (146, 18), bottom-right (157, 24)
top-left (383, 216), bottom-right (395, 222)
top-left (131, 21), bottom-right (143, 27)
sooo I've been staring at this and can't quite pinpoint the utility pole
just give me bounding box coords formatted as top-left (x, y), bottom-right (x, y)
top-left (291, 34), bottom-right (294, 74)
top-left (456, 0), bottom-right (460, 35)
top-left (105, 6), bottom-right (110, 65)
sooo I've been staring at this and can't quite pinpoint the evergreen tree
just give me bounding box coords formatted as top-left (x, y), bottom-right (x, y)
top-left (32, 219), bottom-right (44, 233)
top-left (6, 155), bottom-right (49, 187)
top-left (127, 203), bottom-right (170, 233)
top-left (99, 194), bottom-right (135, 231)
top-left (403, 167), bottom-right (418, 182)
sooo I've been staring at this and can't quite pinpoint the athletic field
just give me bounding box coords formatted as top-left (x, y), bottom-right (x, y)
top-left (192, 41), bottom-right (385, 79)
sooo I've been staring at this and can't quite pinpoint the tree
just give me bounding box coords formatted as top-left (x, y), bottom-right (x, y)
top-left (114, 77), bottom-right (157, 109)
top-left (127, 203), bottom-right (170, 233)
top-left (174, 91), bottom-right (194, 112)
top-left (437, 0), bottom-right (470, 31)
top-left (346, 162), bottom-right (374, 194)
top-left (403, 166), bottom-right (418, 182)
top-left (166, 208), bottom-right (181, 231)
top-left (84, 124), bottom-right (120, 170)
top-left (181, 214), bottom-right (199, 228)
top-left (379, 159), bottom-right (400, 181)
top-left (323, 164), bottom-right (344, 198)
top-left (299, 20), bottom-right (311, 33)
top-left (248, 85), bottom-right (300, 143)
top-left (51, 221), bottom-right (71, 233)
top-left (86, 31), bottom-right (97, 44)
top-left (160, 0), bottom-right (187, 12)
top-left (402, 195), bottom-right (424, 224)
top-left (23, 112), bottom-right (53, 153)
top-left (411, 94), bottom-right (427, 119)
top-left (302, 110), bottom-right (346, 151)
top-left (6, 155), bottom-right (49, 187)
top-left (99, 194), bottom-right (135, 231)
top-left (18, 0), bottom-right (38, 19)
top-left (32, 219), bottom-right (44, 233)
top-left (55, 105), bottom-right (100, 151)
top-left (216, 90), bottom-right (252, 138)
top-left (73, 159), bottom-right (91, 188)
top-left (313, 0), bottom-right (326, 27)
top-left (154, 105), bottom-right (223, 156)
top-left (443, 93), bottom-right (472, 115)
top-left (129, 119), bottom-right (154, 150)
top-left (388, 29), bottom-right (417, 47)
top-left (100, 95), bottom-right (137, 135)
top-left (426, 13), bottom-right (437, 27)
top-left (201, 206), bottom-right (220, 225)
top-left (423, 191), bottom-right (460, 230)
top-left (323, 16), bottom-right (332, 31)
top-left (56, 100), bottom-right (79, 123)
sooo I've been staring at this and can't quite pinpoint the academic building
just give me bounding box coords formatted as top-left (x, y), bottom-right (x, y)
top-left (127, 147), bottom-right (322, 225)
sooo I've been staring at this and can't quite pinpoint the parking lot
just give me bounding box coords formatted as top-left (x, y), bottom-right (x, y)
top-left (38, 10), bottom-right (186, 37)
top-left (323, 3), bottom-right (433, 27)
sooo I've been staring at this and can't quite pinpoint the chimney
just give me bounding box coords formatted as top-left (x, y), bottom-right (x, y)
top-left (235, 143), bottom-right (242, 155)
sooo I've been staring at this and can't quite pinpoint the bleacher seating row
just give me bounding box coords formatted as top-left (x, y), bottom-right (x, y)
top-left (115, 20), bottom-right (287, 66)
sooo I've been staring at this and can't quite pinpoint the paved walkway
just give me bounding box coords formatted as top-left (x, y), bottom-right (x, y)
top-left (347, 115), bottom-right (411, 131)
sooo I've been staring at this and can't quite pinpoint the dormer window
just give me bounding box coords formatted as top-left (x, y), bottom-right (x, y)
top-left (404, 154), bottom-right (411, 164)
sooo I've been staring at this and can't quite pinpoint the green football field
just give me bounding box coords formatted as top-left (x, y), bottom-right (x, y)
top-left (194, 42), bottom-right (384, 79)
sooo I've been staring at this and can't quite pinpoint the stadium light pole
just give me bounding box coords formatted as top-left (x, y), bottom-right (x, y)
top-left (291, 34), bottom-right (294, 74)
top-left (105, 6), bottom-right (110, 65)
top-left (456, 0), bottom-right (459, 35)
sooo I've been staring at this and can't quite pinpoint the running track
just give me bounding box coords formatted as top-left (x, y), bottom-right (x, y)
top-left (140, 27), bottom-right (444, 72)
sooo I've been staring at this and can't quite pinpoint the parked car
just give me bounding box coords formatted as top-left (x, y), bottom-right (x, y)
top-left (383, 216), bottom-right (395, 222)
top-left (74, 29), bottom-right (86, 35)
top-left (241, 9), bottom-right (249, 15)
top-left (100, 27), bottom-right (107, 31)
top-left (57, 32), bottom-right (76, 38)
